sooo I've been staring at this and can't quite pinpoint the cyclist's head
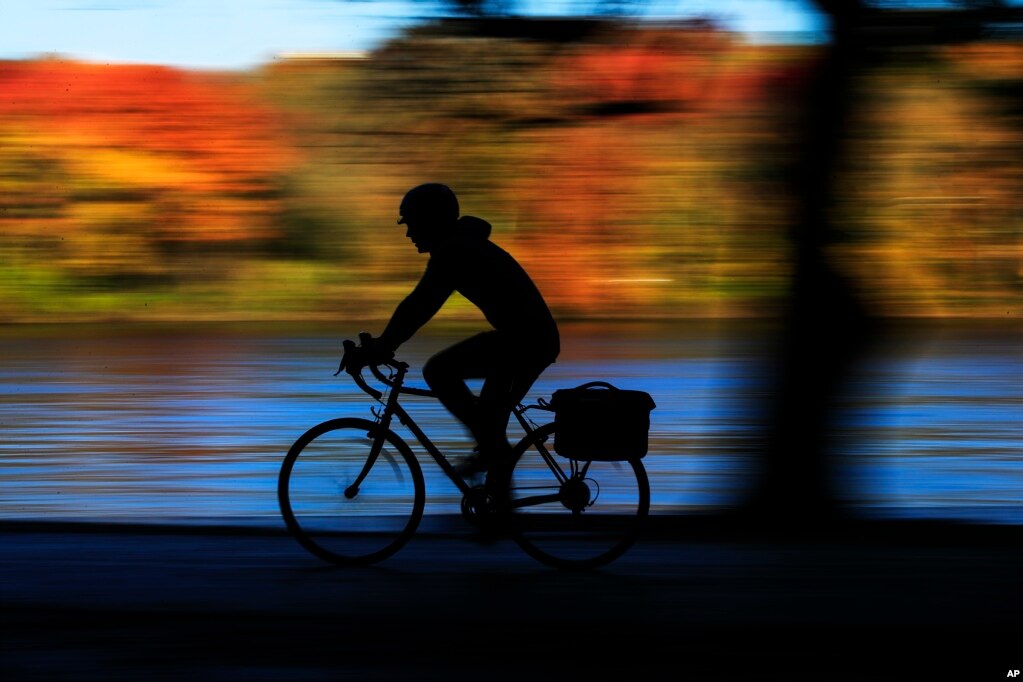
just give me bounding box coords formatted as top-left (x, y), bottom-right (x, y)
top-left (397, 183), bottom-right (459, 253)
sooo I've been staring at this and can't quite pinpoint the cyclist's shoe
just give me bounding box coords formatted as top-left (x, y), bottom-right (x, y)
top-left (454, 448), bottom-right (490, 478)
top-left (457, 440), bottom-right (513, 479)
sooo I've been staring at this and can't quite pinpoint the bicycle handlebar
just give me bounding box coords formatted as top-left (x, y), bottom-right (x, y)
top-left (368, 363), bottom-right (434, 398)
top-left (334, 333), bottom-right (434, 400)
top-left (334, 339), bottom-right (384, 400)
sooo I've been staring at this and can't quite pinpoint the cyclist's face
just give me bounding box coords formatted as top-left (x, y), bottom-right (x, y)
top-left (402, 216), bottom-right (437, 253)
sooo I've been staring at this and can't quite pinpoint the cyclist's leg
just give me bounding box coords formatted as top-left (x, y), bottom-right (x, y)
top-left (422, 332), bottom-right (501, 445)
top-left (479, 354), bottom-right (553, 495)
top-left (425, 331), bottom-right (554, 475)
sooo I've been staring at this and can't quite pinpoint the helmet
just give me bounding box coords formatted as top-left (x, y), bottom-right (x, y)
top-left (397, 183), bottom-right (459, 225)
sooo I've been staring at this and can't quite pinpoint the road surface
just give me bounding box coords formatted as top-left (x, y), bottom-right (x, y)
top-left (2, 518), bottom-right (1020, 681)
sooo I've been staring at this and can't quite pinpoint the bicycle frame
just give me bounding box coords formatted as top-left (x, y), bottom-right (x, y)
top-left (347, 360), bottom-right (574, 503)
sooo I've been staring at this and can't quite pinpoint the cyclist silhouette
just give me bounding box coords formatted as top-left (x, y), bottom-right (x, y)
top-left (359, 183), bottom-right (560, 477)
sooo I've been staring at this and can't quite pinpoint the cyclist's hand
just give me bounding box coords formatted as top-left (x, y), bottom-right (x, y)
top-left (359, 334), bottom-right (395, 367)
top-left (339, 335), bottom-right (393, 377)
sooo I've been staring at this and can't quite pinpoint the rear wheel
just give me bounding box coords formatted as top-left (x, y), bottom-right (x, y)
top-left (278, 418), bottom-right (425, 566)
top-left (507, 422), bottom-right (649, 569)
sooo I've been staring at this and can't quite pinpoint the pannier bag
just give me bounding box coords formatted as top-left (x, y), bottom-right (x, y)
top-left (549, 381), bottom-right (656, 461)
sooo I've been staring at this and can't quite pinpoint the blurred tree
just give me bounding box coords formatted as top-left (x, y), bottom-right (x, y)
top-left (745, 0), bottom-right (1023, 525)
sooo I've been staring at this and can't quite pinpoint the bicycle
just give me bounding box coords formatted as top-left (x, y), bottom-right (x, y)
top-left (278, 334), bottom-right (650, 569)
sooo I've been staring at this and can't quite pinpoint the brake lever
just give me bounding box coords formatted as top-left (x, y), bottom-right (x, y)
top-left (335, 338), bottom-right (356, 377)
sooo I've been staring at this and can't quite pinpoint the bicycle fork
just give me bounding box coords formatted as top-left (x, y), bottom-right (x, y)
top-left (344, 366), bottom-right (406, 499)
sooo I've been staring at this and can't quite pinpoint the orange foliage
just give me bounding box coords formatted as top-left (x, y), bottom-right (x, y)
top-left (502, 125), bottom-right (658, 315)
top-left (0, 58), bottom-right (296, 242)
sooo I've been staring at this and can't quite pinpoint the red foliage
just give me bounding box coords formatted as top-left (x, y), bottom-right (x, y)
top-left (0, 58), bottom-right (294, 195)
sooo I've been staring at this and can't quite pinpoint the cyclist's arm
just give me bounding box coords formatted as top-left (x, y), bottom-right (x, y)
top-left (377, 262), bottom-right (452, 352)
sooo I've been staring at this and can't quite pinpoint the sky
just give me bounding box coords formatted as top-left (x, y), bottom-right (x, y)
top-left (0, 0), bottom-right (832, 70)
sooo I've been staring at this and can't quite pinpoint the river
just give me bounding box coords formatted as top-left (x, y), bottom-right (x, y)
top-left (1, 321), bottom-right (1020, 524)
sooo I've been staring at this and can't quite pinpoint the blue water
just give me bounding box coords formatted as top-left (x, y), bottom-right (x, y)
top-left (1, 323), bottom-right (1020, 524)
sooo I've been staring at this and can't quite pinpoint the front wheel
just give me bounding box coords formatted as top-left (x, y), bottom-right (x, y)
top-left (507, 422), bottom-right (649, 570)
top-left (278, 418), bottom-right (425, 566)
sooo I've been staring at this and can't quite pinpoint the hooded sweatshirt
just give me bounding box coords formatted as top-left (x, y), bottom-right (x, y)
top-left (379, 216), bottom-right (559, 359)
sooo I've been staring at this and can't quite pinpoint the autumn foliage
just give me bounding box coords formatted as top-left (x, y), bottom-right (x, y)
top-left (0, 58), bottom-right (294, 247)
top-left (0, 22), bottom-right (1020, 323)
